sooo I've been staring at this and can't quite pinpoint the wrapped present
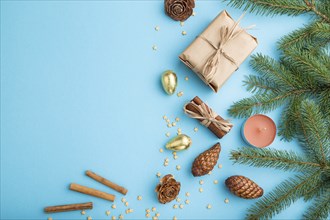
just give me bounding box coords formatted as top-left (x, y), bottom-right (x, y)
top-left (183, 96), bottom-right (233, 138)
top-left (179, 10), bottom-right (258, 92)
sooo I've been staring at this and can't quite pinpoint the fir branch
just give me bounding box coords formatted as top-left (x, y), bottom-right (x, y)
top-left (303, 189), bottom-right (330, 220)
top-left (243, 75), bottom-right (279, 94)
top-left (246, 171), bottom-right (322, 220)
top-left (231, 147), bottom-right (322, 171)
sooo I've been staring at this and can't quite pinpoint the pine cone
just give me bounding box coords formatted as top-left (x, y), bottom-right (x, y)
top-left (225, 175), bottom-right (263, 199)
top-left (155, 174), bottom-right (181, 204)
top-left (164, 0), bottom-right (195, 21)
top-left (191, 143), bottom-right (221, 176)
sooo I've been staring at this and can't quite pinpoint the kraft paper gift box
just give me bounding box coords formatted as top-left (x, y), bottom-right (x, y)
top-left (179, 10), bottom-right (258, 92)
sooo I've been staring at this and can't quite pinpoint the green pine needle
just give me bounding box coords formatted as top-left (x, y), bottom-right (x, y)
top-left (303, 189), bottom-right (330, 220)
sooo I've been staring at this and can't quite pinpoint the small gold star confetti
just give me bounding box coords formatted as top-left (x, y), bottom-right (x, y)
top-left (179, 204), bottom-right (184, 209)
top-left (176, 165), bottom-right (181, 170)
top-left (48, 218), bottom-right (52, 220)
top-left (185, 199), bottom-right (190, 204)
top-left (165, 158), bottom-right (169, 162)
top-left (192, 11), bottom-right (196, 16)
top-left (194, 127), bottom-right (198, 132)
top-left (175, 117), bottom-right (180, 122)
top-left (156, 172), bottom-right (161, 178)
top-left (177, 128), bottom-right (182, 135)
top-left (125, 209), bottom-right (129, 214)
top-left (152, 45), bottom-right (157, 50)
top-left (124, 201), bottom-right (129, 207)
top-left (185, 76), bottom-right (189, 81)
top-left (137, 195), bottom-right (142, 201)
top-left (146, 213), bottom-right (151, 218)
top-left (121, 198), bottom-right (126, 203)
top-left (112, 216), bottom-right (116, 220)
top-left (155, 26), bottom-right (160, 31)
top-left (146, 209), bottom-right (151, 213)
top-left (167, 123), bottom-right (172, 128)
top-left (173, 151), bottom-right (177, 156)
top-left (152, 207), bottom-right (156, 212)
top-left (182, 31), bottom-right (187, 36)
top-left (159, 148), bottom-right (164, 153)
top-left (207, 204), bottom-right (212, 209)
top-left (156, 213), bottom-right (160, 217)
top-left (119, 214), bottom-right (124, 220)
top-left (172, 122), bottom-right (176, 126)
top-left (199, 180), bottom-right (204, 185)
top-left (87, 216), bottom-right (92, 220)
top-left (163, 115), bottom-right (167, 120)
top-left (180, 21), bottom-right (184, 26)
top-left (166, 119), bottom-right (170, 123)
top-left (208, 171), bottom-right (212, 175)
top-left (173, 204), bottom-right (178, 209)
top-left (164, 162), bottom-right (169, 167)
top-left (165, 132), bottom-right (170, 137)
top-left (81, 210), bottom-right (86, 215)
top-left (152, 217), bottom-right (158, 220)
top-left (218, 164), bottom-right (223, 168)
top-left (177, 91), bottom-right (183, 97)
top-left (173, 216), bottom-right (177, 220)
top-left (111, 204), bottom-right (116, 209)
top-left (176, 197), bottom-right (181, 202)
top-left (214, 180), bottom-right (219, 184)
top-left (199, 187), bottom-right (203, 193)
top-left (185, 192), bottom-right (190, 197)
top-left (174, 155), bottom-right (178, 160)
top-left (106, 210), bottom-right (111, 216)
top-left (224, 198), bottom-right (230, 204)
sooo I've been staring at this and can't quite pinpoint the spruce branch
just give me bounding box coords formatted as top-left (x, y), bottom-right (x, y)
top-left (231, 147), bottom-right (322, 171)
top-left (246, 171), bottom-right (322, 220)
top-left (303, 190), bottom-right (330, 220)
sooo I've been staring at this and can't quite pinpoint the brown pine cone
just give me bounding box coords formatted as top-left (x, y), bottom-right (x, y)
top-left (191, 143), bottom-right (221, 176)
top-left (225, 175), bottom-right (263, 199)
top-left (164, 0), bottom-right (195, 21)
top-left (155, 174), bottom-right (181, 204)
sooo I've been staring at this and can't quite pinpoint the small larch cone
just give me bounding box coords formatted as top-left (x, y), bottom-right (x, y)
top-left (155, 174), bottom-right (181, 204)
top-left (225, 175), bottom-right (263, 199)
top-left (191, 143), bottom-right (221, 176)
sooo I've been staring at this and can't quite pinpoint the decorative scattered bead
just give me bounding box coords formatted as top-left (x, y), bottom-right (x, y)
top-left (175, 117), bottom-right (180, 122)
top-left (177, 128), bottom-right (182, 135)
top-left (137, 195), bottom-right (142, 201)
top-left (111, 204), bottom-right (116, 209)
top-left (152, 207), bottom-right (156, 212)
top-left (199, 187), bottom-right (203, 193)
top-left (163, 115), bottom-right (167, 120)
top-left (224, 198), bottom-right (230, 204)
top-left (152, 45), bottom-right (157, 51)
top-left (152, 217), bottom-right (158, 220)
top-left (81, 210), bottom-right (86, 215)
top-left (173, 204), bottom-right (178, 209)
top-left (207, 204), bottom-right (212, 209)
top-left (87, 216), bottom-right (92, 220)
top-left (146, 213), bottom-right (151, 218)
top-left (124, 202), bottom-right (129, 207)
top-left (185, 199), bottom-right (190, 204)
top-left (121, 198), bottom-right (126, 203)
top-left (172, 122), bottom-right (176, 126)
top-left (176, 197), bottom-right (181, 202)
top-left (156, 172), bottom-right (161, 178)
top-left (177, 91), bottom-right (183, 97)
top-left (166, 119), bottom-right (170, 123)
top-left (112, 216), bottom-right (116, 220)
top-left (208, 171), bottom-right (212, 175)
top-left (176, 165), bottom-right (181, 170)
top-left (179, 204), bottom-right (184, 209)
top-left (218, 164), bottom-right (222, 168)
top-left (173, 216), bottom-right (177, 220)
top-left (173, 151), bottom-right (177, 156)
top-left (214, 180), bottom-right (219, 184)
top-left (194, 127), bottom-right (198, 132)
top-left (48, 218), bottom-right (52, 220)
top-left (156, 213), bottom-right (160, 217)
top-left (167, 123), bottom-right (172, 128)
top-left (182, 31), bottom-right (187, 36)
top-left (180, 21), bottom-right (184, 26)
top-left (106, 210), bottom-right (111, 216)
top-left (185, 76), bottom-right (189, 81)
top-left (146, 209), bottom-right (151, 213)
top-left (199, 180), bottom-right (204, 185)
top-left (185, 192), bottom-right (190, 197)
top-left (159, 148), bottom-right (164, 153)
top-left (174, 155), bottom-right (178, 160)
top-left (165, 132), bottom-right (170, 137)
top-left (155, 26), bottom-right (160, 31)
top-left (119, 214), bottom-right (124, 219)
top-left (165, 158), bottom-right (169, 162)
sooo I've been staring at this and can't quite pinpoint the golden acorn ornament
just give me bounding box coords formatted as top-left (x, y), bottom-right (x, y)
top-left (161, 70), bottom-right (177, 95)
top-left (225, 175), bottom-right (263, 199)
top-left (191, 143), bottom-right (220, 176)
top-left (166, 134), bottom-right (192, 151)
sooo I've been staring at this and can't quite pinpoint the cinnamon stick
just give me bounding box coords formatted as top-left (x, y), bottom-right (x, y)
top-left (185, 96), bottom-right (233, 138)
top-left (69, 183), bottom-right (115, 202)
top-left (44, 202), bottom-right (93, 213)
top-left (86, 170), bottom-right (128, 195)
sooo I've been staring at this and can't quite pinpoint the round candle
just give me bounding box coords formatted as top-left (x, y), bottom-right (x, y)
top-left (242, 114), bottom-right (276, 148)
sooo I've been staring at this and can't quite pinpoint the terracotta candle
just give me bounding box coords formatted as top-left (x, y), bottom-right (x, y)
top-left (241, 114), bottom-right (276, 148)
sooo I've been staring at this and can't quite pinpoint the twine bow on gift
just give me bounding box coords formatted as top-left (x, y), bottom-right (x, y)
top-left (198, 13), bottom-right (254, 83)
top-left (183, 102), bottom-right (233, 133)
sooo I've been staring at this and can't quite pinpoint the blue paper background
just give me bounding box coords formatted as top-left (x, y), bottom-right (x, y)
top-left (1, 1), bottom-right (311, 219)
